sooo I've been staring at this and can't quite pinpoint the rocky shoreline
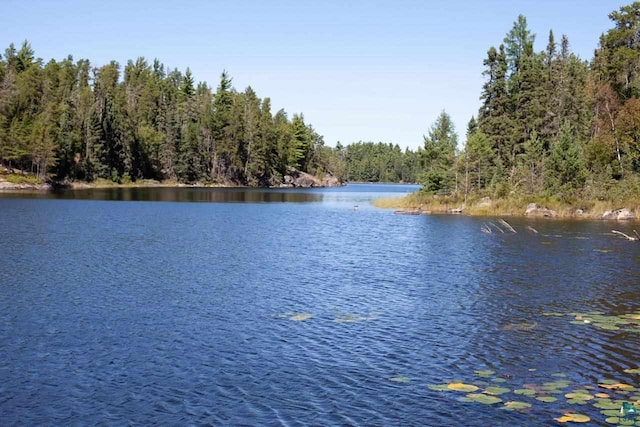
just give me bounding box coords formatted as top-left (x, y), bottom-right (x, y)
top-left (391, 200), bottom-right (638, 221)
top-left (0, 169), bottom-right (343, 192)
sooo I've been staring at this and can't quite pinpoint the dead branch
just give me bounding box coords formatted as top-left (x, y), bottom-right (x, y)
top-left (499, 219), bottom-right (516, 233)
top-left (481, 223), bottom-right (492, 234)
top-left (489, 222), bottom-right (504, 233)
top-left (612, 230), bottom-right (637, 241)
top-left (526, 226), bottom-right (539, 234)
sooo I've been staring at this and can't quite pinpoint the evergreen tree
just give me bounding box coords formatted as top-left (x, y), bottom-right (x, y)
top-left (420, 111), bottom-right (458, 193)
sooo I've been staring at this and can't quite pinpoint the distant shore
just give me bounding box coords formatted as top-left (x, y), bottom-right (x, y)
top-left (373, 193), bottom-right (640, 222)
top-left (0, 170), bottom-right (343, 192)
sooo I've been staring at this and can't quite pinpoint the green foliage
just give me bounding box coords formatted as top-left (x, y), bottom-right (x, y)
top-left (5, 173), bottom-right (41, 184)
top-left (420, 111), bottom-right (458, 193)
top-left (0, 44), bottom-right (343, 186)
top-left (545, 122), bottom-right (586, 198)
top-left (343, 141), bottom-right (419, 183)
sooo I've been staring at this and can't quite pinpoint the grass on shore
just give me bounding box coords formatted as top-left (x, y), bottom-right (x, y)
top-left (373, 191), bottom-right (640, 220)
top-left (4, 173), bottom-right (43, 185)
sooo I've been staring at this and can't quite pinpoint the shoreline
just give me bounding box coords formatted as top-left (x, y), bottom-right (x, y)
top-left (0, 177), bottom-right (344, 192)
top-left (373, 194), bottom-right (640, 222)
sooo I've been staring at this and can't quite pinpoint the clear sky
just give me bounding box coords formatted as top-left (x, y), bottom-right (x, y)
top-left (1, 0), bottom-right (619, 150)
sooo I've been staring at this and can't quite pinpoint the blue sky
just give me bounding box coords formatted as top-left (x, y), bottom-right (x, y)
top-left (1, 0), bottom-right (619, 149)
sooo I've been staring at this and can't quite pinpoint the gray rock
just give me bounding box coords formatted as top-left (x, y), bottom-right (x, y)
top-left (280, 169), bottom-right (343, 188)
top-left (524, 203), bottom-right (557, 217)
top-left (602, 208), bottom-right (635, 220)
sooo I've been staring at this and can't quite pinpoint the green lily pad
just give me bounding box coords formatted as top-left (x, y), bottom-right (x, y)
top-left (595, 323), bottom-right (620, 330)
top-left (484, 386), bottom-right (511, 395)
top-left (566, 398), bottom-right (589, 405)
top-left (514, 389), bottom-right (537, 396)
top-left (593, 399), bottom-right (620, 410)
top-left (491, 377), bottom-right (507, 383)
top-left (543, 380), bottom-right (571, 389)
top-left (603, 416), bottom-right (620, 424)
top-left (501, 401), bottom-right (532, 410)
top-left (466, 393), bottom-right (503, 405)
top-left (388, 376), bottom-right (410, 383)
top-left (536, 396), bottom-right (557, 403)
top-left (600, 409), bottom-right (622, 417)
top-left (428, 384), bottom-right (449, 392)
top-left (625, 368), bottom-right (640, 374)
top-left (474, 369), bottom-right (496, 378)
top-left (447, 382), bottom-right (479, 392)
top-left (565, 392), bottom-right (593, 400)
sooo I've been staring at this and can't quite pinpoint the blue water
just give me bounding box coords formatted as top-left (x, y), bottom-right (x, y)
top-left (1, 184), bottom-right (639, 425)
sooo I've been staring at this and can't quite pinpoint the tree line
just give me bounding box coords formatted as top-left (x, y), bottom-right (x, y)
top-left (421, 2), bottom-right (640, 202)
top-left (3, 2), bottom-right (640, 194)
top-left (0, 46), bottom-right (345, 186)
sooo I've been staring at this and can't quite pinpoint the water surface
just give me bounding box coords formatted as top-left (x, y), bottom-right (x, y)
top-left (1, 184), bottom-right (639, 425)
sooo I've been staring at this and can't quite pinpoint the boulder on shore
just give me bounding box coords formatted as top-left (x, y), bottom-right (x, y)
top-left (279, 169), bottom-right (343, 188)
top-left (0, 180), bottom-right (51, 191)
top-left (602, 208), bottom-right (636, 220)
top-left (524, 203), bottom-right (557, 217)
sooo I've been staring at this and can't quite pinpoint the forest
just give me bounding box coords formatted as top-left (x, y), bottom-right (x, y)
top-left (1, 2), bottom-right (640, 200)
top-left (420, 2), bottom-right (640, 203)
top-left (0, 49), bottom-right (344, 186)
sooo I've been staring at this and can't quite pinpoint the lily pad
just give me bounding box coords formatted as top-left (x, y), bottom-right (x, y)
top-left (566, 398), bottom-right (589, 405)
top-left (484, 386), bottom-right (511, 396)
top-left (465, 393), bottom-right (503, 405)
top-left (595, 393), bottom-right (610, 398)
top-left (289, 313), bottom-right (313, 321)
top-left (604, 416), bottom-right (620, 424)
top-left (554, 413), bottom-right (590, 423)
top-left (565, 392), bottom-right (593, 400)
top-left (624, 368), bottom-right (640, 374)
top-left (428, 384), bottom-right (449, 392)
top-left (474, 369), bottom-right (496, 378)
top-left (447, 382), bottom-right (479, 393)
top-left (388, 376), bottom-right (410, 383)
top-left (599, 383), bottom-right (634, 390)
top-left (536, 396), bottom-right (557, 403)
top-left (502, 401), bottom-right (532, 410)
top-left (552, 373), bottom-right (568, 378)
top-left (593, 399), bottom-right (620, 410)
top-left (514, 389), bottom-right (537, 397)
top-left (491, 377), bottom-right (507, 383)
top-left (600, 409), bottom-right (622, 417)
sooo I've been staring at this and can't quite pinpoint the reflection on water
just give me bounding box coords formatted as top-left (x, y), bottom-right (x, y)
top-left (0, 184), bottom-right (638, 425)
top-left (55, 186), bottom-right (325, 203)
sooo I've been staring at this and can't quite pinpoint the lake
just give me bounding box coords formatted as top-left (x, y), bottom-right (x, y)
top-left (1, 183), bottom-right (639, 426)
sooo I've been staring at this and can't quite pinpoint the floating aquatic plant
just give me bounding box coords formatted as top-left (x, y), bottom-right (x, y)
top-left (536, 396), bottom-right (557, 403)
top-left (464, 393), bottom-right (502, 405)
top-left (447, 382), bottom-right (479, 392)
top-left (501, 401), bottom-right (532, 410)
top-left (554, 413), bottom-right (590, 423)
top-left (543, 310), bottom-right (640, 332)
top-left (388, 376), bottom-right (411, 383)
top-left (289, 313), bottom-right (313, 321)
top-left (334, 313), bottom-right (378, 323)
top-left (514, 388), bottom-right (537, 397)
top-left (474, 369), bottom-right (496, 378)
top-left (483, 386), bottom-right (511, 396)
